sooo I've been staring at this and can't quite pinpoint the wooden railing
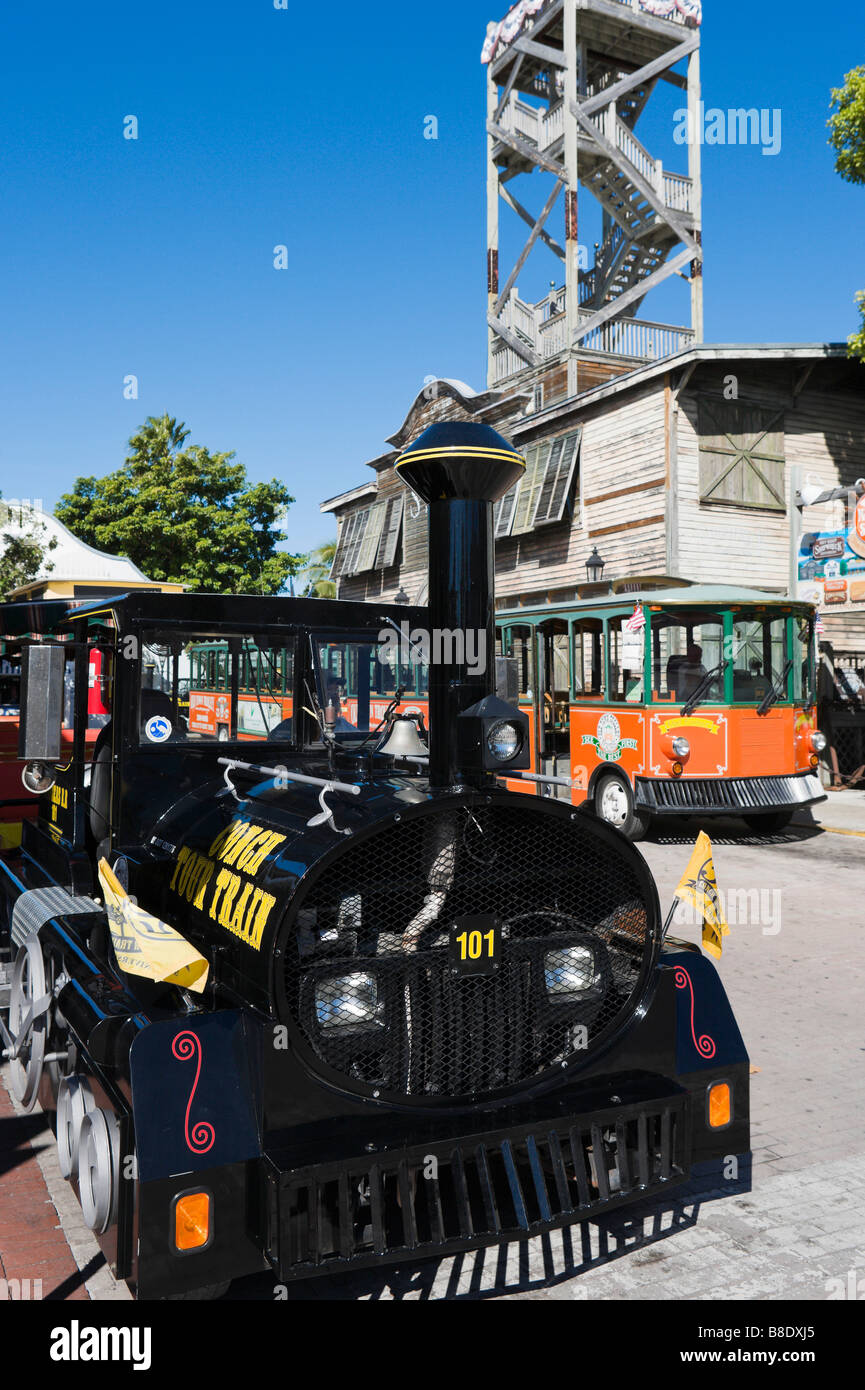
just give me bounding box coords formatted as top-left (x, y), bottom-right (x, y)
top-left (490, 293), bottom-right (695, 381)
top-left (495, 95), bottom-right (693, 216)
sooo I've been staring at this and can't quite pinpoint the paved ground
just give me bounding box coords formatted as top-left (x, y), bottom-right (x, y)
top-left (2, 796), bottom-right (863, 1302)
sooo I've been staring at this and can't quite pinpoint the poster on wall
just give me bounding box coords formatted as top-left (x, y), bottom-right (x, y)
top-left (797, 493), bottom-right (865, 612)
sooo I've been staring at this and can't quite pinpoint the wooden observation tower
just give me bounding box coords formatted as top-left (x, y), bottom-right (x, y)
top-left (484, 0), bottom-right (704, 396)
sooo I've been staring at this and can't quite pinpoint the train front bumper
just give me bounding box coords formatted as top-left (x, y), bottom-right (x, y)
top-left (261, 1063), bottom-right (749, 1281)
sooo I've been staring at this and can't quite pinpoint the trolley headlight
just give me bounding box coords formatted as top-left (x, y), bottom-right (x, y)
top-left (671, 736), bottom-right (690, 759)
top-left (486, 719), bottom-right (523, 763)
top-left (544, 945), bottom-right (598, 1000)
top-left (810, 731), bottom-right (827, 753)
top-left (315, 973), bottom-right (383, 1030)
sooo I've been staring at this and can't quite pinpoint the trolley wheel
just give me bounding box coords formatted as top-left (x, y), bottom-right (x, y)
top-left (8, 935), bottom-right (49, 1112)
top-left (743, 810), bottom-right (794, 835)
top-left (594, 771), bottom-right (649, 842)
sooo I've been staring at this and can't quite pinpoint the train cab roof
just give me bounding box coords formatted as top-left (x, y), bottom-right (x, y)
top-left (1, 591), bottom-right (428, 640)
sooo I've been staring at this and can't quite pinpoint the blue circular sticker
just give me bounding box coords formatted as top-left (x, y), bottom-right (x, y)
top-left (145, 715), bottom-right (172, 743)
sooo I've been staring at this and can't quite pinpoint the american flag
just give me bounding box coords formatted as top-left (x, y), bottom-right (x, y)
top-left (816, 613), bottom-right (825, 636)
top-left (625, 604), bottom-right (646, 633)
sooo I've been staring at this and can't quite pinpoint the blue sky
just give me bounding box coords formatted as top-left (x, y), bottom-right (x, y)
top-left (1, 0), bottom-right (863, 563)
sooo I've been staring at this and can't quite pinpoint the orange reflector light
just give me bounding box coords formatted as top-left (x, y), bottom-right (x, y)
top-left (708, 1083), bottom-right (731, 1128)
top-left (671, 761), bottom-right (684, 777)
top-left (810, 754), bottom-right (819, 768)
top-left (174, 1192), bottom-right (210, 1251)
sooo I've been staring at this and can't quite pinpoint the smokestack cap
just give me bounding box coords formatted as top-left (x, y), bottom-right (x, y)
top-left (395, 422), bottom-right (525, 505)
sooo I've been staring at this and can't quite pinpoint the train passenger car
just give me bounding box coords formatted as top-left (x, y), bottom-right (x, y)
top-left (0, 424), bottom-right (749, 1298)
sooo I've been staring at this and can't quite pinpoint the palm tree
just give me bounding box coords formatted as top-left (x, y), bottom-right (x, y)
top-left (298, 540), bottom-right (337, 598)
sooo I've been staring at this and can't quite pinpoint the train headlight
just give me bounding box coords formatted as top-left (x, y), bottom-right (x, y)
top-left (457, 694), bottom-right (530, 772)
top-left (315, 973), bottom-right (382, 1030)
top-left (486, 720), bottom-right (523, 763)
top-left (544, 945), bottom-right (598, 1000)
top-left (810, 731), bottom-right (827, 753)
top-left (671, 736), bottom-right (690, 760)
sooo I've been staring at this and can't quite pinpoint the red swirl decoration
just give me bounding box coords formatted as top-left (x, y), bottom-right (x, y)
top-left (674, 967), bottom-right (716, 1059)
top-left (171, 1030), bottom-right (216, 1154)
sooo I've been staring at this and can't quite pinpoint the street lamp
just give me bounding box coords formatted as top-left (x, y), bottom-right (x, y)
top-left (394, 587), bottom-right (410, 605)
top-left (585, 547), bottom-right (605, 585)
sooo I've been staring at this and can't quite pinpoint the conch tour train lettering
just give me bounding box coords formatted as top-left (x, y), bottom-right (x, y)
top-left (169, 822), bottom-right (286, 951)
top-left (0, 421), bottom-right (757, 1299)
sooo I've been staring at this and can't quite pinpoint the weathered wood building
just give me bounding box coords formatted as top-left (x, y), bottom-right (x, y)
top-left (322, 347), bottom-right (865, 652)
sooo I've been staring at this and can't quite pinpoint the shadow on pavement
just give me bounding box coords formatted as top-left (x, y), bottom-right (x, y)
top-left (226, 1157), bottom-right (752, 1302)
top-left (647, 816), bottom-right (824, 848)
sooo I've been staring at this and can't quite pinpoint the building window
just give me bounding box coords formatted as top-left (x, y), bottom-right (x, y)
top-left (331, 501), bottom-right (394, 579)
top-left (698, 398), bottom-right (786, 511)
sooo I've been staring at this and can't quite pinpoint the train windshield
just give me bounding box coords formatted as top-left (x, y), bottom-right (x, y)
top-left (138, 631), bottom-right (296, 744)
top-left (313, 634), bottom-right (429, 738)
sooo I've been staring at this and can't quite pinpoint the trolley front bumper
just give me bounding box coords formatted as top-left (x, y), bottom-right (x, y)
top-left (635, 771), bottom-right (825, 817)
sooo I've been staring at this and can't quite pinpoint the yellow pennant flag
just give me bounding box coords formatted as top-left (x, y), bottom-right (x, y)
top-left (674, 831), bottom-right (730, 960)
top-left (98, 858), bottom-right (209, 994)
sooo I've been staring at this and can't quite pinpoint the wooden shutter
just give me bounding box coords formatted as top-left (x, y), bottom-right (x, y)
top-left (511, 443), bottom-right (550, 535)
top-left (331, 510), bottom-right (363, 579)
top-left (531, 429), bottom-right (582, 526)
top-left (354, 502), bottom-right (387, 573)
top-left (494, 480), bottom-right (521, 538)
top-left (375, 494), bottom-right (404, 569)
top-left (698, 398), bottom-right (786, 511)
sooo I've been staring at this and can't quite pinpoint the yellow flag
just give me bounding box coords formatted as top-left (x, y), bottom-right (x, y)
top-left (674, 832), bottom-right (730, 960)
top-left (98, 858), bottom-right (209, 993)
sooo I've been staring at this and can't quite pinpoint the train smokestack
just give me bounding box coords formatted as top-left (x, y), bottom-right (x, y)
top-left (395, 421), bottom-right (527, 787)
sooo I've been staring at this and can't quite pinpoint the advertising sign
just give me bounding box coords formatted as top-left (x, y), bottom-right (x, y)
top-left (797, 494), bottom-right (865, 612)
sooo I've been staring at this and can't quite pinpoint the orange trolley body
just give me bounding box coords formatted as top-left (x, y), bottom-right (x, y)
top-left (497, 585), bottom-right (826, 838)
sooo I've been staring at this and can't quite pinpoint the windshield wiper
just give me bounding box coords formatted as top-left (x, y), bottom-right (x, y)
top-left (757, 657), bottom-right (793, 716)
top-left (680, 659), bottom-right (726, 716)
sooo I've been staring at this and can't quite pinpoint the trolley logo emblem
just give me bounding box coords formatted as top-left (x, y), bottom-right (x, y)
top-left (582, 713), bottom-right (638, 763)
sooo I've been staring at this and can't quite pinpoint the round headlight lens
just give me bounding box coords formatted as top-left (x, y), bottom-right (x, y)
top-left (315, 973), bottom-right (382, 1030)
top-left (544, 945), bottom-right (598, 999)
top-left (486, 719), bottom-right (522, 762)
top-left (810, 731), bottom-right (827, 753)
top-left (671, 736), bottom-right (690, 759)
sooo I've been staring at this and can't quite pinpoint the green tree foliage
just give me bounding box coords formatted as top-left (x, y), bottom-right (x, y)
top-left (56, 415), bottom-right (303, 594)
top-left (298, 540), bottom-right (337, 598)
top-left (828, 67), bottom-right (865, 363)
top-left (0, 498), bottom-right (57, 599)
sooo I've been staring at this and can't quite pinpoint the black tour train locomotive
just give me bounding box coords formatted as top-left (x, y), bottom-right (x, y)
top-left (0, 423), bottom-right (749, 1298)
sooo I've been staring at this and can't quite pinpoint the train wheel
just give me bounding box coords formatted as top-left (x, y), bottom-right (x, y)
top-left (78, 1108), bottom-right (121, 1234)
top-left (8, 935), bottom-right (49, 1112)
top-left (594, 771), bottom-right (649, 842)
top-left (56, 1075), bottom-right (97, 1180)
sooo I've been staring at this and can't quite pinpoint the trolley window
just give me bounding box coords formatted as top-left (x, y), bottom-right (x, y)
top-left (314, 634), bottom-right (429, 738)
top-left (573, 619), bottom-right (604, 698)
top-left (650, 609), bottom-right (724, 704)
top-left (792, 614), bottom-right (816, 706)
top-left (730, 611), bottom-right (789, 705)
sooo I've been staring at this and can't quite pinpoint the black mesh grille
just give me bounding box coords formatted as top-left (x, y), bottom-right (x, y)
top-left (281, 802), bottom-right (655, 1101)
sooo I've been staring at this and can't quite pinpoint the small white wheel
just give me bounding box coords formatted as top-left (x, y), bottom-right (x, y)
top-left (8, 935), bottom-right (49, 1112)
top-left (78, 1107), bottom-right (121, 1234)
top-left (594, 771), bottom-right (649, 842)
top-left (56, 1075), bottom-right (96, 1179)
top-left (599, 776), bottom-right (630, 828)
